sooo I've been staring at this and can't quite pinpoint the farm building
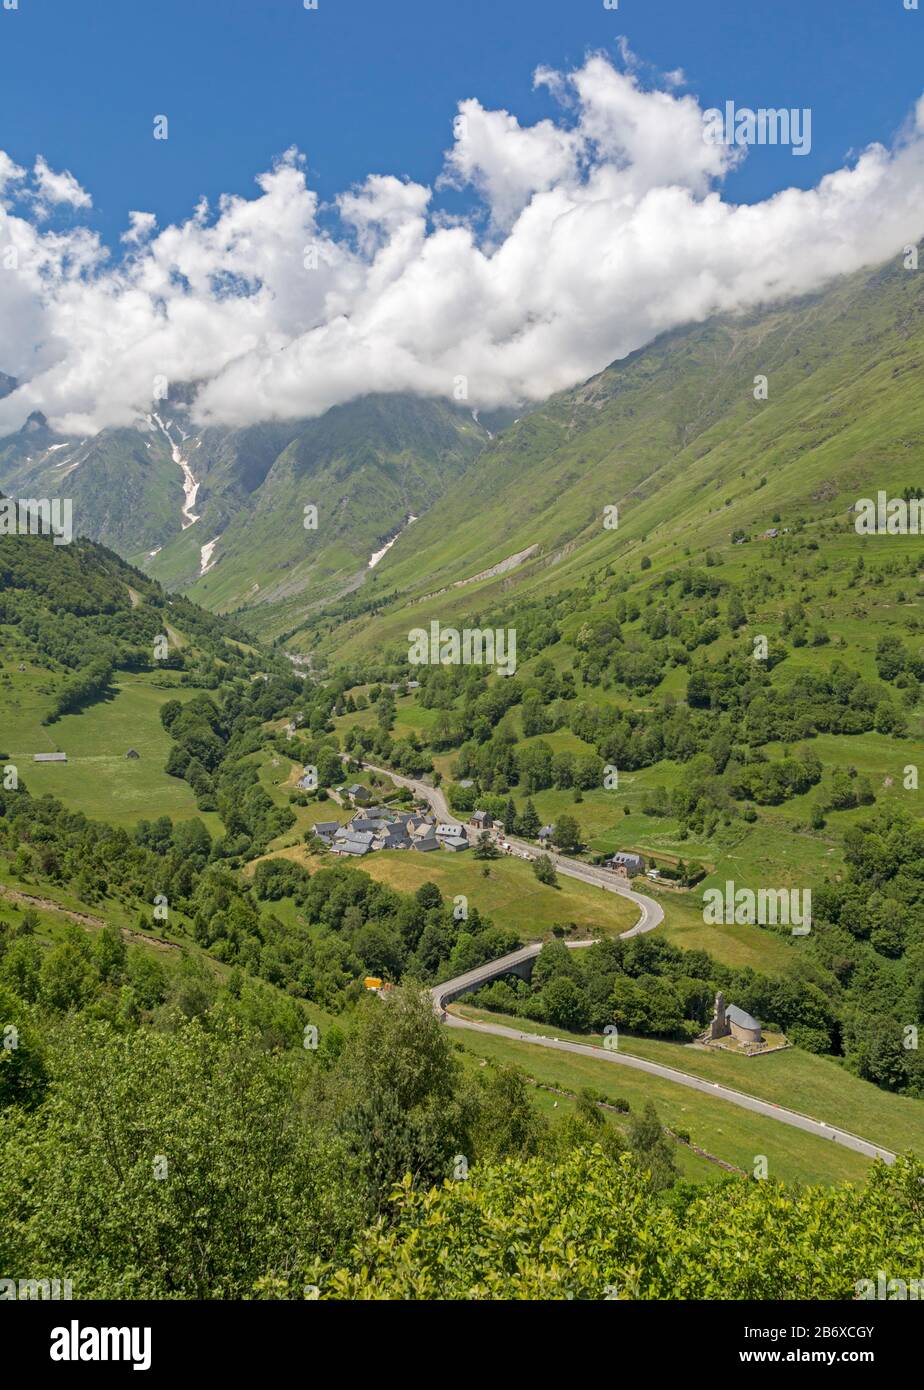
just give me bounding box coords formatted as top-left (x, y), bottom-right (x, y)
top-left (33, 752), bottom-right (67, 763)
top-left (331, 831), bottom-right (373, 857)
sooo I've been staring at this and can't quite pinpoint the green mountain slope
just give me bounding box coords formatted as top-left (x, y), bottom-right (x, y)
top-left (0, 413), bottom-right (185, 557)
top-left (301, 251), bottom-right (924, 663)
top-left (149, 393), bottom-right (487, 632)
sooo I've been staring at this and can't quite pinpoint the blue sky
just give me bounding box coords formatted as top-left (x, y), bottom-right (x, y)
top-left (1, 0), bottom-right (922, 246)
top-left (3, 0), bottom-right (924, 435)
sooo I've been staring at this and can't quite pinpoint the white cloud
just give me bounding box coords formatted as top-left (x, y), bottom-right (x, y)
top-left (0, 151), bottom-right (26, 202)
top-left (121, 211), bottom-right (157, 246)
top-left (31, 155), bottom-right (93, 216)
top-left (1, 51), bottom-right (924, 435)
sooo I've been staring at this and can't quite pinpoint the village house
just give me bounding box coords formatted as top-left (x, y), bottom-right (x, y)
top-left (607, 851), bottom-right (645, 878)
top-left (438, 831), bottom-right (470, 852)
top-left (376, 824), bottom-right (411, 850)
top-left (311, 821), bottom-right (340, 844)
top-left (347, 784), bottom-right (373, 805)
top-left (538, 824), bottom-right (555, 846)
top-left (331, 828), bottom-right (374, 857)
top-left (470, 810), bottom-right (493, 830)
top-left (435, 823), bottom-right (470, 852)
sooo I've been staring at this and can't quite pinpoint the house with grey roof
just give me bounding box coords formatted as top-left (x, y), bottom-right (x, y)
top-left (377, 825), bottom-right (411, 850)
top-left (311, 822), bottom-right (340, 842)
top-left (331, 830), bottom-right (374, 857)
top-left (439, 833), bottom-right (470, 852)
top-left (347, 784), bottom-right (372, 805)
top-left (412, 830), bottom-right (440, 852)
top-left (607, 851), bottom-right (645, 878)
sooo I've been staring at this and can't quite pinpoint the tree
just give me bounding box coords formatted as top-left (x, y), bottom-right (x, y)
top-left (533, 855), bottom-right (558, 887)
top-left (0, 986), bottom-right (47, 1109)
top-left (473, 832), bottom-right (499, 860)
top-left (518, 799), bottom-right (541, 838)
top-left (542, 976), bottom-right (591, 1031)
top-left (313, 1150), bottom-right (924, 1300)
top-left (471, 1064), bottom-right (546, 1160)
top-left (325, 985), bottom-right (474, 1209)
top-left (92, 926), bottom-right (127, 984)
top-left (0, 1015), bottom-right (353, 1298)
top-left (39, 940), bottom-right (98, 1013)
top-left (727, 591), bottom-right (747, 632)
top-left (554, 814), bottom-right (581, 855)
top-left (627, 1101), bottom-right (678, 1192)
top-left (415, 882), bottom-right (443, 912)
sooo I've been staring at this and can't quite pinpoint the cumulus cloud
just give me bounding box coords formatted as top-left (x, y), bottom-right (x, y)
top-left (2, 51), bottom-right (924, 435)
top-left (31, 155), bottom-right (93, 216)
top-left (121, 210), bottom-right (157, 246)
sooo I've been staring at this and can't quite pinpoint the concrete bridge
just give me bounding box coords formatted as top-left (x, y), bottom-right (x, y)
top-left (431, 939), bottom-right (595, 1010)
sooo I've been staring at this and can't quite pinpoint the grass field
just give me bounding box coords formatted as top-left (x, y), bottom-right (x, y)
top-left (310, 846), bottom-right (639, 939)
top-left (452, 1004), bottom-right (924, 1158)
top-left (450, 1026), bottom-right (873, 1186)
top-left (3, 672), bottom-right (223, 832)
top-left (457, 1048), bottom-right (724, 1184)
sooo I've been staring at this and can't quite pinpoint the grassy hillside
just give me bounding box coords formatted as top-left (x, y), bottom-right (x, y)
top-left (0, 531), bottom-right (289, 829)
top-left (267, 251), bottom-right (924, 1112)
top-left (297, 252), bottom-right (924, 662)
top-left (0, 416), bottom-right (185, 557)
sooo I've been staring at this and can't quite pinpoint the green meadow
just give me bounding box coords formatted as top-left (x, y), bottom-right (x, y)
top-left (451, 1027), bottom-right (873, 1187)
top-left (2, 670), bottom-right (222, 831)
top-left (452, 1004), bottom-right (924, 1159)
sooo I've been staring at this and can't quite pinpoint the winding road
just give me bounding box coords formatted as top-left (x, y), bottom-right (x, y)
top-left (354, 760), bottom-right (896, 1165)
top-left (353, 759), bottom-right (664, 936)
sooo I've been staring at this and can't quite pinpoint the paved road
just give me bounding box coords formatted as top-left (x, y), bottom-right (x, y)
top-left (355, 760), bottom-right (663, 938)
top-left (430, 945), bottom-right (896, 1166)
top-left (355, 760), bottom-right (895, 1165)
